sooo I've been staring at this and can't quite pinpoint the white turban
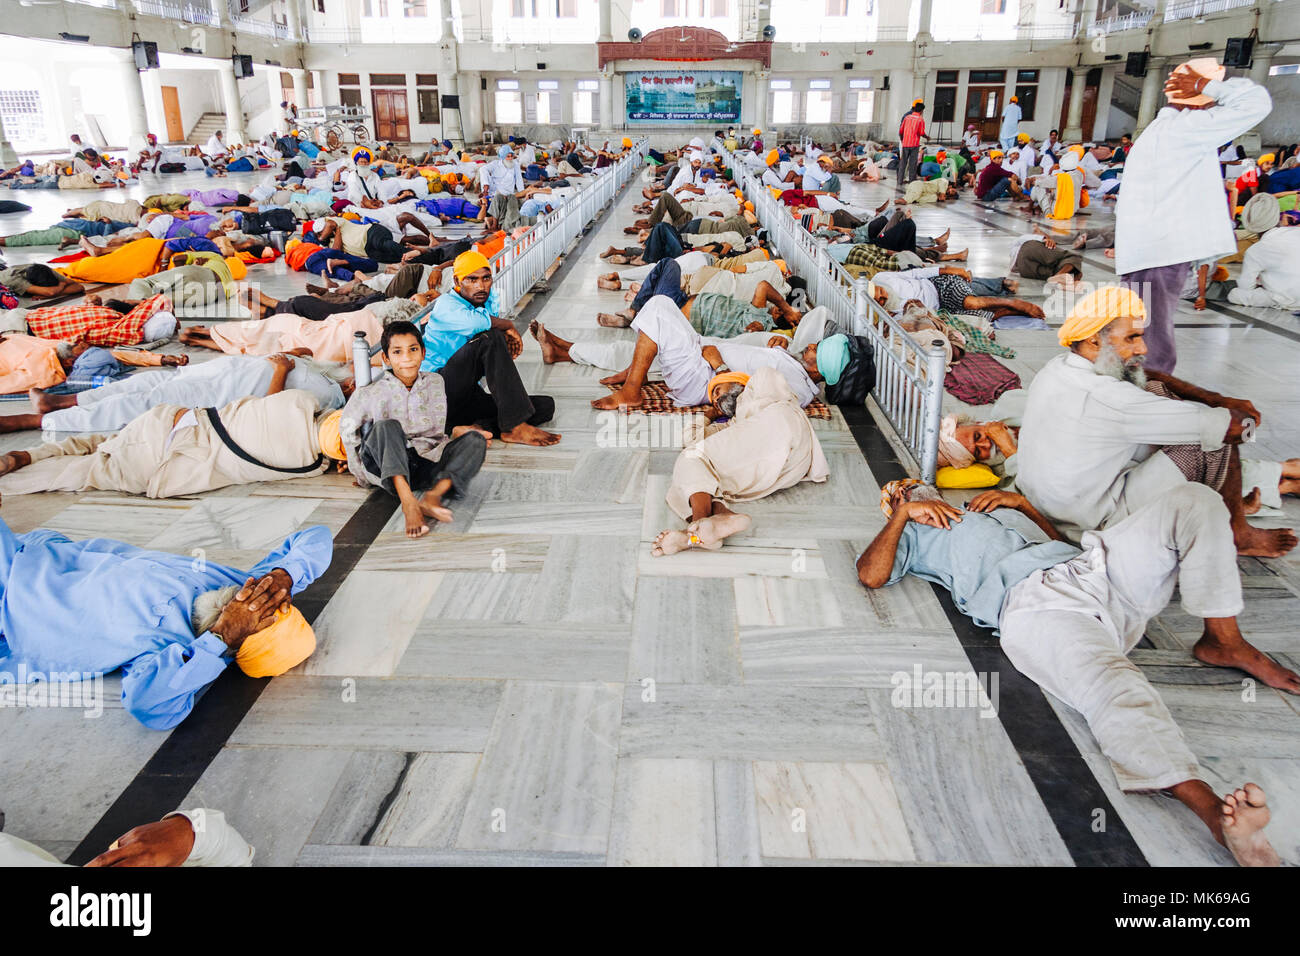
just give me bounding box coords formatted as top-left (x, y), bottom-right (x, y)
top-left (1241, 192), bottom-right (1281, 235)
top-left (937, 415), bottom-right (975, 469)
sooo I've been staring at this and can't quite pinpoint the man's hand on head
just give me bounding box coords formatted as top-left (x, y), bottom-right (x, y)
top-left (967, 490), bottom-right (1025, 514)
top-left (212, 574), bottom-right (291, 650)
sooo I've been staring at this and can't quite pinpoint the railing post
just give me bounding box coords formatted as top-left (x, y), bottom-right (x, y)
top-left (853, 276), bottom-right (870, 337)
top-left (919, 344), bottom-right (946, 485)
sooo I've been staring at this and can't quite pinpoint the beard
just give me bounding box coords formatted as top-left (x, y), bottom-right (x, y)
top-left (1094, 340), bottom-right (1147, 388)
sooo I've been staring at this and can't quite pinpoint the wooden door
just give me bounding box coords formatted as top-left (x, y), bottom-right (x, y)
top-left (371, 90), bottom-right (409, 143)
top-left (1058, 69), bottom-right (1101, 141)
top-left (965, 86), bottom-right (1002, 142)
top-left (161, 86), bottom-right (184, 143)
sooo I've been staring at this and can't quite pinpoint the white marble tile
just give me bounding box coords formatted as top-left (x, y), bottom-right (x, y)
top-left (297, 571), bottom-right (442, 677)
top-left (607, 758), bottom-right (717, 866)
top-left (754, 761), bottom-right (916, 862)
top-left (147, 496), bottom-right (323, 553)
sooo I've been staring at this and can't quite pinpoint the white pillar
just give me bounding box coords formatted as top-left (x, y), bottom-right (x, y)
top-left (889, 69), bottom-right (912, 134)
top-left (441, 72), bottom-right (464, 146)
top-left (117, 51), bottom-right (151, 153)
top-left (598, 0), bottom-right (612, 42)
top-left (219, 60), bottom-right (249, 145)
top-left (1063, 66), bottom-right (1087, 141)
top-left (462, 70), bottom-right (483, 142)
top-left (1135, 58), bottom-right (1164, 133)
top-left (754, 74), bottom-right (769, 131)
top-left (915, 0), bottom-right (933, 41)
top-left (911, 69), bottom-right (928, 105)
top-left (613, 73), bottom-right (626, 127)
top-left (291, 68), bottom-right (308, 109)
top-left (599, 72), bottom-right (614, 133)
top-left (1249, 49), bottom-right (1274, 86)
top-left (1076, 0), bottom-right (1098, 37)
top-left (285, 0), bottom-right (304, 40)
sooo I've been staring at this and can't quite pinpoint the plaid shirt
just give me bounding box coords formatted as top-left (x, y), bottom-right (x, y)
top-left (26, 294), bottom-right (171, 347)
top-left (843, 243), bottom-right (908, 278)
top-left (940, 313), bottom-right (1016, 360)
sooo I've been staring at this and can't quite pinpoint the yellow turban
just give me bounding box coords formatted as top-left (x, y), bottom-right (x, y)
top-left (453, 249), bottom-right (491, 281)
top-left (734, 188), bottom-right (744, 201)
top-left (744, 200), bottom-right (754, 212)
top-left (1258, 152), bottom-right (1276, 166)
top-left (622, 137), bottom-right (632, 148)
top-left (235, 605), bottom-right (316, 678)
top-left (1069, 144), bottom-right (1086, 157)
top-left (912, 98), bottom-right (923, 107)
top-left (1057, 285), bottom-right (1146, 347)
top-left (1016, 132), bottom-right (1030, 143)
top-left (989, 149), bottom-right (1004, 160)
top-left (350, 145), bottom-right (373, 165)
top-left (765, 149), bottom-right (780, 166)
top-left (752, 128), bottom-right (761, 135)
top-left (285, 238), bottom-right (301, 254)
top-left (317, 410), bottom-right (345, 460)
top-left (706, 371), bottom-right (750, 403)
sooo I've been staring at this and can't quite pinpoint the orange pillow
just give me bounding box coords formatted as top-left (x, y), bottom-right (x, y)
top-left (475, 230), bottom-right (506, 259)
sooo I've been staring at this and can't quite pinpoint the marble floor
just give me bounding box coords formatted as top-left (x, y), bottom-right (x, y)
top-left (0, 160), bottom-right (1297, 867)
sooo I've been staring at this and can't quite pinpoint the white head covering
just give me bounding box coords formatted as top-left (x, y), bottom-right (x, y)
top-left (1058, 151), bottom-right (1080, 173)
top-left (937, 415), bottom-right (976, 469)
top-left (1241, 192), bottom-right (1281, 235)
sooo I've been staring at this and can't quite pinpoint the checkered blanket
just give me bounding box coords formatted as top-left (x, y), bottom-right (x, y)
top-left (609, 381), bottom-right (832, 420)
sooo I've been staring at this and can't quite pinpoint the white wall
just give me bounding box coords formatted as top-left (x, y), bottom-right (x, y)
top-left (1261, 71), bottom-right (1300, 146)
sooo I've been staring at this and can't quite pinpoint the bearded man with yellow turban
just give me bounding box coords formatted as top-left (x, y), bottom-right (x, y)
top-left (0, 516), bottom-right (331, 728)
top-left (1015, 286), bottom-right (1295, 561)
top-left (420, 252), bottom-right (561, 446)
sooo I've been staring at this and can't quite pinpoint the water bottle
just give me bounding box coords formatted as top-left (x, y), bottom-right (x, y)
top-left (352, 331), bottom-right (372, 387)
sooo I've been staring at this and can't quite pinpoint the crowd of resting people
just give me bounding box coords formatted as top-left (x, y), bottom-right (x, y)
top-left (0, 67), bottom-right (1296, 867)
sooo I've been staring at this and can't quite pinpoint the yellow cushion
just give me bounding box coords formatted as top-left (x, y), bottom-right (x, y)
top-left (935, 463), bottom-right (1000, 489)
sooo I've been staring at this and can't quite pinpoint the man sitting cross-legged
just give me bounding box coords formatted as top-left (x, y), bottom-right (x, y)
top-left (651, 366), bottom-right (829, 557)
top-left (1016, 286), bottom-right (1297, 558)
top-left (529, 295), bottom-right (842, 411)
top-left (341, 321), bottom-right (492, 539)
top-left (858, 480), bottom-right (1291, 866)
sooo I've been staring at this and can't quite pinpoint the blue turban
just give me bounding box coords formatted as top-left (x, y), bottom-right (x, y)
top-left (815, 334), bottom-right (850, 387)
top-left (498, 145), bottom-right (515, 159)
top-left (442, 139), bottom-right (452, 149)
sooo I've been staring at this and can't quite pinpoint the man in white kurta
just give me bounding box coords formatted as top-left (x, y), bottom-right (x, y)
top-left (1227, 196), bottom-right (1300, 309)
top-left (2, 808), bottom-right (254, 867)
top-left (1016, 349), bottom-right (1231, 542)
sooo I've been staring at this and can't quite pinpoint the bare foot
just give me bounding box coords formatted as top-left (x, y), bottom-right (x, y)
top-left (948, 248), bottom-right (968, 261)
top-left (1242, 486), bottom-right (1262, 516)
top-left (1233, 525), bottom-right (1298, 558)
top-left (418, 491), bottom-right (454, 524)
top-left (689, 511), bottom-right (752, 550)
top-left (401, 499), bottom-right (430, 538)
top-left (161, 354), bottom-right (189, 367)
top-left (528, 320), bottom-right (570, 364)
top-left (597, 311), bottom-right (633, 328)
top-left (0, 451), bottom-right (27, 477)
top-left (592, 386), bottom-right (642, 410)
top-left (1193, 633), bottom-right (1300, 694)
top-left (500, 422), bottom-right (561, 446)
top-left (651, 529), bottom-right (691, 557)
top-left (935, 227), bottom-right (951, 245)
top-left (1002, 278), bottom-right (1019, 293)
top-left (605, 255), bottom-right (629, 265)
top-left (598, 370), bottom-right (627, 386)
top-left (29, 387), bottom-right (73, 415)
top-left (1221, 784), bottom-right (1281, 867)
top-left (597, 275), bottom-right (621, 290)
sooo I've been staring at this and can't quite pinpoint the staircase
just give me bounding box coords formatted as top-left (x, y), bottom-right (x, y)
top-left (187, 112), bottom-right (228, 145)
top-left (1110, 74), bottom-right (1142, 127)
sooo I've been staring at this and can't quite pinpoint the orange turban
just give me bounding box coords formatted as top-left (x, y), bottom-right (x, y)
top-left (621, 137), bottom-right (632, 148)
top-left (235, 606), bottom-right (316, 678)
top-left (317, 411), bottom-right (345, 460)
top-left (706, 371), bottom-right (750, 403)
top-left (453, 249), bottom-right (491, 281)
top-left (765, 149), bottom-right (780, 166)
top-left (1057, 286), bottom-right (1146, 347)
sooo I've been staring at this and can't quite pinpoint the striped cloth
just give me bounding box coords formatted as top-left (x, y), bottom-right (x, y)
top-left (843, 243), bottom-right (909, 278)
top-left (25, 294), bottom-right (171, 346)
top-left (940, 313), bottom-right (1016, 359)
top-left (610, 381), bottom-right (831, 420)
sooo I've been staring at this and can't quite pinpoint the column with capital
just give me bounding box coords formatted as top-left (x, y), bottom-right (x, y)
top-left (219, 59), bottom-right (249, 145)
top-left (118, 50), bottom-right (152, 154)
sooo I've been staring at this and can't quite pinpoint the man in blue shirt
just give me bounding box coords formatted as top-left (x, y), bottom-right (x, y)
top-left (857, 481), bottom-right (1289, 866)
top-left (0, 520), bottom-right (331, 729)
top-left (421, 250), bottom-right (560, 446)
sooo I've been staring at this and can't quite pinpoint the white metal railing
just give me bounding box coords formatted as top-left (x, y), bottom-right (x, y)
top-left (132, 0), bottom-right (220, 25)
top-left (1087, 11), bottom-right (1153, 36)
top-left (724, 147), bottom-right (944, 482)
top-left (1164, 0), bottom-right (1254, 21)
top-left (229, 13), bottom-right (294, 39)
top-left (486, 140), bottom-right (649, 318)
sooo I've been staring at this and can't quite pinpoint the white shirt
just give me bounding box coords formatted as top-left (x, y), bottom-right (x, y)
top-left (670, 165), bottom-right (705, 193)
top-left (517, 144), bottom-right (536, 167)
top-left (797, 164), bottom-right (833, 191)
top-left (203, 134), bottom-right (228, 157)
top-left (1019, 144), bottom-right (1036, 169)
top-left (1114, 77), bottom-right (1271, 275)
top-left (1235, 227), bottom-right (1300, 306)
top-left (481, 159), bottom-right (524, 199)
top-left (1016, 352), bottom-right (1231, 540)
top-left (963, 131), bottom-right (980, 151)
top-left (716, 342), bottom-right (818, 408)
top-left (871, 265), bottom-right (940, 312)
top-left (346, 168), bottom-right (381, 206)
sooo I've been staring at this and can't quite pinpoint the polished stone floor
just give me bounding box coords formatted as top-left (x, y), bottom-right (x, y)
top-left (0, 161), bottom-right (1296, 867)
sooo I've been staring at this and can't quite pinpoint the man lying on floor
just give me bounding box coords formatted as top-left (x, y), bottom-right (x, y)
top-left (650, 367), bottom-right (829, 557)
top-left (0, 517), bottom-right (329, 729)
top-left (0, 388), bottom-right (347, 498)
top-left (1016, 286), bottom-right (1297, 560)
top-left (0, 352), bottom-right (349, 434)
top-left (530, 295), bottom-right (856, 411)
top-left (858, 480), bottom-right (1287, 866)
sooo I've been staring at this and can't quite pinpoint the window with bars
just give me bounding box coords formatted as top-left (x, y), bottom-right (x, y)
top-left (933, 85), bottom-right (956, 123)
top-left (370, 74), bottom-right (406, 86)
top-left (339, 74), bottom-right (361, 110)
top-left (0, 89), bottom-right (47, 146)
